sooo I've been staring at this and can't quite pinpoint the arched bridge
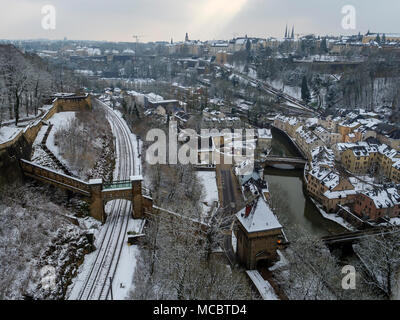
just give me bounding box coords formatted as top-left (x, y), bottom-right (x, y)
top-left (322, 227), bottom-right (397, 245)
top-left (262, 155), bottom-right (307, 168)
top-left (20, 159), bottom-right (151, 222)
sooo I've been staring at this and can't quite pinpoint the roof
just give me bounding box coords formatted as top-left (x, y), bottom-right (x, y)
top-left (239, 172), bottom-right (261, 186)
top-left (362, 188), bottom-right (400, 209)
top-left (308, 166), bottom-right (341, 190)
top-left (257, 128), bottom-right (272, 139)
top-left (311, 146), bottom-right (335, 169)
top-left (236, 197), bottom-right (282, 233)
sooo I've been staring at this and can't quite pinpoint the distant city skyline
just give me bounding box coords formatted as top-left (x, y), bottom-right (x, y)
top-left (1, 0), bottom-right (399, 42)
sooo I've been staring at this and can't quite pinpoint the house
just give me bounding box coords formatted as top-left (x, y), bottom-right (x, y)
top-left (391, 161), bottom-right (400, 183)
top-left (338, 121), bottom-right (361, 142)
top-left (295, 126), bottom-right (324, 160)
top-left (307, 166), bottom-right (356, 212)
top-left (354, 187), bottom-right (400, 221)
top-left (256, 128), bottom-right (272, 153)
top-left (341, 145), bottom-right (378, 174)
top-left (235, 197), bottom-right (285, 269)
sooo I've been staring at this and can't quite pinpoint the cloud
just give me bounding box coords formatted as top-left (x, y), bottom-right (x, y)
top-left (0, 0), bottom-right (398, 41)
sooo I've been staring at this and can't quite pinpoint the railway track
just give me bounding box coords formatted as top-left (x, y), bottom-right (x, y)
top-left (68, 99), bottom-right (136, 300)
top-left (220, 64), bottom-right (320, 115)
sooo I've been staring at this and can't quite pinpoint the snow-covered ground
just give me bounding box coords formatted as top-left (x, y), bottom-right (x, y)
top-left (267, 79), bottom-right (302, 100)
top-left (246, 270), bottom-right (279, 300)
top-left (47, 112), bottom-right (76, 169)
top-left (311, 199), bottom-right (356, 231)
top-left (231, 231), bottom-right (237, 254)
top-left (0, 125), bottom-right (22, 144)
top-left (111, 218), bottom-right (145, 300)
top-left (269, 250), bottom-right (289, 272)
top-left (197, 171), bottom-right (218, 218)
top-left (31, 123), bottom-right (64, 173)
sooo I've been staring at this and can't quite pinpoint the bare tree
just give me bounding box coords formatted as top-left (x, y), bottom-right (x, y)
top-left (353, 229), bottom-right (400, 299)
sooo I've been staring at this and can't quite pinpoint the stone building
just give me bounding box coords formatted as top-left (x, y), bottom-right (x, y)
top-left (354, 187), bottom-right (400, 221)
top-left (235, 196), bottom-right (284, 269)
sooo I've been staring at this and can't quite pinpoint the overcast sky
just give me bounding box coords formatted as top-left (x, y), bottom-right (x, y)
top-left (1, 0), bottom-right (399, 42)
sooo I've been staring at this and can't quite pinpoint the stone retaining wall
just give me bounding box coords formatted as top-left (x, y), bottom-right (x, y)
top-left (0, 95), bottom-right (92, 186)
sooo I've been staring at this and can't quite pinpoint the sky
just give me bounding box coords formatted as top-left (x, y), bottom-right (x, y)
top-left (1, 0), bottom-right (399, 42)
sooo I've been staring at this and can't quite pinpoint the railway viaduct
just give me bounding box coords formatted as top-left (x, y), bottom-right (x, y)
top-left (321, 227), bottom-right (398, 246)
top-left (20, 159), bottom-right (152, 222)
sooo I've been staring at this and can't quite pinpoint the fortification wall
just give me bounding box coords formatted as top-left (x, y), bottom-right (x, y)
top-left (0, 95), bottom-right (92, 186)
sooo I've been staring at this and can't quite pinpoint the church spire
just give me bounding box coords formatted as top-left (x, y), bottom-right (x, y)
top-left (185, 32), bottom-right (189, 42)
top-left (291, 25), bottom-right (295, 39)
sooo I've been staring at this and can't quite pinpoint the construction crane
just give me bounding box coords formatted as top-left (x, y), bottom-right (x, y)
top-left (132, 35), bottom-right (146, 55)
top-left (131, 35), bottom-right (146, 79)
top-left (132, 35), bottom-right (144, 43)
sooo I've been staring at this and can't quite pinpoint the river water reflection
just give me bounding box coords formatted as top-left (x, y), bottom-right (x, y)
top-left (264, 128), bottom-right (345, 237)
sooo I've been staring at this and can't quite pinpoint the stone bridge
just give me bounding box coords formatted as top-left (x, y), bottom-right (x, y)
top-left (262, 155), bottom-right (307, 169)
top-left (20, 159), bottom-right (152, 222)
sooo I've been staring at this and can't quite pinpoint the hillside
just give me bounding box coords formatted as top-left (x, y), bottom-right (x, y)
top-left (0, 44), bottom-right (79, 126)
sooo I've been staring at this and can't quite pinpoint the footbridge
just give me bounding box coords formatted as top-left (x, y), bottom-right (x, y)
top-left (20, 159), bottom-right (152, 222)
top-left (321, 227), bottom-right (399, 245)
top-left (262, 155), bottom-right (307, 169)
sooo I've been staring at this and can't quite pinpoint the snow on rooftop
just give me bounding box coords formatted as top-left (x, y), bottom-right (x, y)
top-left (236, 197), bottom-right (282, 233)
top-left (257, 128), bottom-right (272, 139)
top-left (363, 188), bottom-right (400, 209)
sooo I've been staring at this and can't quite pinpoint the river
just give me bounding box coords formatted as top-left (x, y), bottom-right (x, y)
top-left (263, 128), bottom-right (346, 237)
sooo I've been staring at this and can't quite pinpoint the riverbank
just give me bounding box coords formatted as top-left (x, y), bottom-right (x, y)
top-left (266, 129), bottom-right (347, 237)
top-left (310, 198), bottom-right (356, 232)
top-left (269, 127), bottom-right (360, 233)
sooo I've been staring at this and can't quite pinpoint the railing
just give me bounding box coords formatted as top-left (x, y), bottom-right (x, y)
top-left (103, 180), bottom-right (132, 190)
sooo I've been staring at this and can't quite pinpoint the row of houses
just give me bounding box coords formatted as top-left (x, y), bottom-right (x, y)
top-left (340, 143), bottom-right (400, 183)
top-left (307, 145), bottom-right (400, 222)
top-left (273, 112), bottom-right (400, 222)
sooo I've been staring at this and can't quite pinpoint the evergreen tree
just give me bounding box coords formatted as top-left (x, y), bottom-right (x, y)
top-left (375, 33), bottom-right (381, 44)
top-left (320, 38), bottom-right (328, 53)
top-left (246, 39), bottom-right (251, 52)
top-left (301, 76), bottom-right (311, 104)
top-left (382, 33), bottom-right (386, 44)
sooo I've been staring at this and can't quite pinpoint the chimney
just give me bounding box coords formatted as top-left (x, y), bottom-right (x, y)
top-left (245, 204), bottom-right (252, 217)
top-left (258, 167), bottom-right (264, 180)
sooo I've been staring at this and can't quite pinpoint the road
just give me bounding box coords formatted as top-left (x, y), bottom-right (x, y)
top-left (215, 162), bottom-right (245, 266)
top-left (68, 99), bottom-right (138, 300)
top-left (216, 163), bottom-right (244, 212)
